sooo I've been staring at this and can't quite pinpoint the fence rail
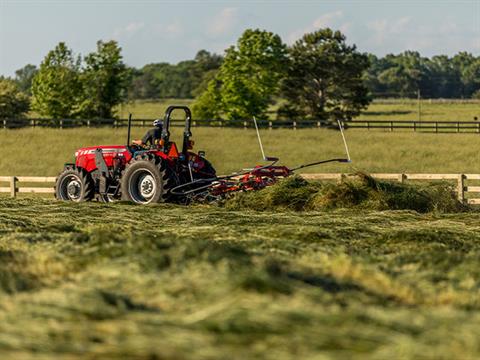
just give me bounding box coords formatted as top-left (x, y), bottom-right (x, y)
top-left (1, 173), bottom-right (480, 205)
top-left (348, 120), bottom-right (480, 133)
top-left (2, 118), bottom-right (480, 132)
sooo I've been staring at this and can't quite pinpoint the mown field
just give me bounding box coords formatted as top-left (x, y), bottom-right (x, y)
top-left (1, 127), bottom-right (480, 177)
top-left (1, 195), bottom-right (480, 359)
top-left (3, 102), bottom-right (480, 358)
top-left (112, 99), bottom-right (480, 122)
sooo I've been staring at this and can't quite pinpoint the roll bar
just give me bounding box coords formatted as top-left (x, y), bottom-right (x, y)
top-left (161, 105), bottom-right (192, 155)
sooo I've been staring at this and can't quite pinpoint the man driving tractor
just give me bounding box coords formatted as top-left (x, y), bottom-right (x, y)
top-left (132, 119), bottom-right (163, 147)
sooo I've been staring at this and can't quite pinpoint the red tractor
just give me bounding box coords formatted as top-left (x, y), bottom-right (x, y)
top-left (55, 106), bottom-right (216, 204)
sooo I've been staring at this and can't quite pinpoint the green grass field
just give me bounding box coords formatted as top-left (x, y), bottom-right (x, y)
top-left (112, 99), bottom-right (480, 122)
top-left (357, 99), bottom-right (480, 122)
top-left (1, 197), bottom-right (480, 358)
top-left (2, 127), bottom-right (480, 177)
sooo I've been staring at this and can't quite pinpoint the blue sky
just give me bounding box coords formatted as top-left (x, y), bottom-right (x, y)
top-left (1, 0), bottom-right (479, 76)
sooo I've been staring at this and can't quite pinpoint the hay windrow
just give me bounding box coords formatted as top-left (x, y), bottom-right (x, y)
top-left (223, 173), bottom-right (468, 213)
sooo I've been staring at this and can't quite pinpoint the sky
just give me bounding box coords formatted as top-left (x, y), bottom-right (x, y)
top-left (0, 0), bottom-right (479, 77)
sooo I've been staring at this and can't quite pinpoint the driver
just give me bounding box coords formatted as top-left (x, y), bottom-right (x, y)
top-left (132, 119), bottom-right (163, 147)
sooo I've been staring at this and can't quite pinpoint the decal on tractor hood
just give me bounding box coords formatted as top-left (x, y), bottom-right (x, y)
top-left (75, 148), bottom-right (127, 157)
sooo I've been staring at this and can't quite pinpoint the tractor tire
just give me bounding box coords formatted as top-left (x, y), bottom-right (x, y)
top-left (55, 167), bottom-right (95, 202)
top-left (120, 154), bottom-right (173, 204)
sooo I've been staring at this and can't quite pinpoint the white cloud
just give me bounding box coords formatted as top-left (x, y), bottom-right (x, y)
top-left (207, 7), bottom-right (238, 37)
top-left (391, 17), bottom-right (412, 33)
top-left (113, 22), bottom-right (145, 39)
top-left (125, 22), bottom-right (144, 34)
top-left (287, 11), bottom-right (350, 44)
top-left (312, 10), bottom-right (343, 28)
top-left (366, 17), bottom-right (411, 45)
top-left (160, 19), bottom-right (184, 38)
top-left (360, 16), bottom-right (479, 56)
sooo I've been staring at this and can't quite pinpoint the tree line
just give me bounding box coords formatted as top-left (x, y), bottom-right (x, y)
top-left (1, 27), bottom-right (479, 121)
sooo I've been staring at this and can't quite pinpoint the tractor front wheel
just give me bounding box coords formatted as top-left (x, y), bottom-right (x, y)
top-left (55, 167), bottom-right (94, 202)
top-left (121, 155), bottom-right (172, 204)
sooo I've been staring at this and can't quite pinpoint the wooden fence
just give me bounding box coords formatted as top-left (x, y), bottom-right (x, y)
top-left (2, 173), bottom-right (480, 205)
top-left (2, 118), bottom-right (480, 132)
top-left (348, 120), bottom-right (480, 133)
top-left (0, 176), bottom-right (56, 197)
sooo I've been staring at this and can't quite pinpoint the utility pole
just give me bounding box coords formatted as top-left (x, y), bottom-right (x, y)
top-left (417, 89), bottom-right (421, 122)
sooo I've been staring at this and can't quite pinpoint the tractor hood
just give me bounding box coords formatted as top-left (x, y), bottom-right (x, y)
top-left (74, 145), bottom-right (128, 157)
top-left (75, 145), bottom-right (132, 173)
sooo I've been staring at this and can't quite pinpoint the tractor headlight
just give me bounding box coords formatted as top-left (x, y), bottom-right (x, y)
top-left (74, 151), bottom-right (79, 157)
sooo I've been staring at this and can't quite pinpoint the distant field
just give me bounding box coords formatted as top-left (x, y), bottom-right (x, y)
top-left (112, 99), bottom-right (480, 122)
top-left (116, 99), bottom-right (194, 119)
top-left (358, 99), bottom-right (480, 122)
top-left (1, 198), bottom-right (480, 358)
top-left (2, 127), bottom-right (480, 177)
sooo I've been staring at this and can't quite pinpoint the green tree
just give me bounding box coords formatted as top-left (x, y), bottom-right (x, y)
top-left (452, 52), bottom-right (476, 98)
top-left (79, 40), bottom-right (129, 118)
top-left (462, 58), bottom-right (480, 97)
top-left (31, 42), bottom-right (82, 118)
top-left (0, 78), bottom-right (30, 119)
top-left (127, 51), bottom-right (222, 100)
top-left (280, 29), bottom-right (370, 122)
top-left (14, 64), bottom-right (37, 95)
top-left (194, 29), bottom-right (287, 120)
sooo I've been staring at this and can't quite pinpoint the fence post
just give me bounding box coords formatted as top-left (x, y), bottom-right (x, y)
top-left (367, 121), bottom-right (370, 131)
top-left (3, 119), bottom-right (6, 129)
top-left (398, 173), bottom-right (406, 183)
top-left (477, 123), bottom-right (479, 134)
top-left (413, 122), bottom-right (416, 132)
top-left (60, 119), bottom-right (63, 129)
top-left (243, 121), bottom-right (247, 129)
top-left (10, 177), bottom-right (17, 198)
top-left (457, 122), bottom-right (460, 133)
top-left (269, 121), bottom-right (272, 130)
top-left (317, 121), bottom-right (321, 128)
top-left (293, 121), bottom-right (297, 130)
top-left (435, 122), bottom-right (438, 133)
top-left (457, 174), bottom-right (465, 203)
top-left (390, 121), bottom-right (393, 132)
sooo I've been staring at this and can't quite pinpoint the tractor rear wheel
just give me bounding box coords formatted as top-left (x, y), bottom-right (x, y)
top-left (121, 154), bottom-right (173, 204)
top-left (55, 167), bottom-right (94, 202)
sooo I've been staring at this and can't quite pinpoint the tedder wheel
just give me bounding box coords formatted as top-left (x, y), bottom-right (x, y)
top-left (121, 154), bottom-right (173, 204)
top-left (55, 167), bottom-right (94, 202)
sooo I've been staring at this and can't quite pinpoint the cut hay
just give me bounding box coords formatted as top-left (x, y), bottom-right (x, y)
top-left (223, 173), bottom-right (468, 213)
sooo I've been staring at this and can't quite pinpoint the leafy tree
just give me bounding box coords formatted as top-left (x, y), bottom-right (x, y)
top-left (378, 52), bottom-right (431, 97)
top-left (281, 29), bottom-right (370, 122)
top-left (462, 58), bottom-right (480, 97)
top-left (31, 42), bottom-right (82, 118)
top-left (0, 78), bottom-right (30, 118)
top-left (192, 79), bottom-right (223, 119)
top-left (128, 67), bottom-right (159, 100)
top-left (79, 40), bottom-right (129, 119)
top-left (14, 64), bottom-right (37, 95)
top-left (428, 55), bottom-right (462, 98)
top-left (128, 51), bottom-right (223, 100)
top-left (452, 52), bottom-right (476, 98)
top-left (194, 29), bottom-right (287, 120)
top-left (190, 50), bottom-right (223, 97)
